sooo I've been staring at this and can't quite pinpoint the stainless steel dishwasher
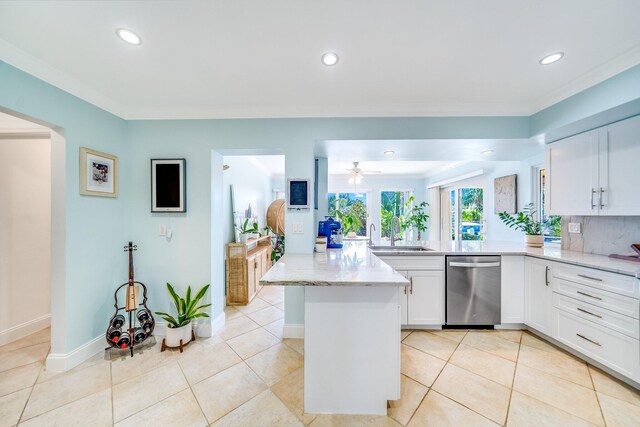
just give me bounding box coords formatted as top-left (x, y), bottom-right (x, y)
top-left (446, 255), bottom-right (501, 326)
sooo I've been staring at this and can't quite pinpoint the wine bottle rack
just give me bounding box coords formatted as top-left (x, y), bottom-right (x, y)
top-left (105, 242), bottom-right (155, 357)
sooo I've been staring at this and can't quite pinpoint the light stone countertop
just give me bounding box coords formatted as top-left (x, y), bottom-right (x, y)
top-left (372, 240), bottom-right (640, 278)
top-left (259, 242), bottom-right (410, 287)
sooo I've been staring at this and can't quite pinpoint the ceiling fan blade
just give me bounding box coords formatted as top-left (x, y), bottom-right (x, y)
top-left (362, 170), bottom-right (382, 174)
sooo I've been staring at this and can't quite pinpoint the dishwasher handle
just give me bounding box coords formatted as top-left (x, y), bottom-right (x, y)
top-left (449, 262), bottom-right (501, 268)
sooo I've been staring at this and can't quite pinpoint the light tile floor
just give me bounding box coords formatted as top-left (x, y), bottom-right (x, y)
top-left (1, 285), bottom-right (639, 426)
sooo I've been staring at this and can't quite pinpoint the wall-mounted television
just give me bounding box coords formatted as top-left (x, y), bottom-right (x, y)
top-left (287, 179), bottom-right (310, 210)
top-left (151, 158), bottom-right (186, 212)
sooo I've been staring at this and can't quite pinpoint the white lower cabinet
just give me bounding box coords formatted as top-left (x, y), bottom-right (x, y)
top-left (501, 256), bottom-right (525, 324)
top-left (379, 257), bottom-right (445, 327)
top-left (553, 308), bottom-right (639, 381)
top-left (407, 270), bottom-right (445, 325)
top-left (524, 257), bottom-right (554, 335)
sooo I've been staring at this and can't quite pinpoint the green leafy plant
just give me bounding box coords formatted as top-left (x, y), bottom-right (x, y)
top-left (271, 234), bottom-right (285, 262)
top-left (155, 283), bottom-right (211, 328)
top-left (401, 196), bottom-right (430, 240)
top-left (498, 203), bottom-right (543, 235)
top-left (237, 218), bottom-right (258, 235)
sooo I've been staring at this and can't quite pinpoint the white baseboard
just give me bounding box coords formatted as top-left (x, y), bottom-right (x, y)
top-left (283, 323), bottom-right (304, 339)
top-left (44, 311), bottom-right (228, 373)
top-left (46, 334), bottom-right (104, 373)
top-left (495, 323), bottom-right (526, 330)
top-left (0, 314), bottom-right (51, 346)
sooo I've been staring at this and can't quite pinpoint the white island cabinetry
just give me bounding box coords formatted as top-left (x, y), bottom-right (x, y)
top-left (376, 256), bottom-right (445, 327)
top-left (524, 257), bottom-right (554, 335)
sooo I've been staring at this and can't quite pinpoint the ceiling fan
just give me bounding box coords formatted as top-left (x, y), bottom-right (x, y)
top-left (346, 162), bottom-right (381, 183)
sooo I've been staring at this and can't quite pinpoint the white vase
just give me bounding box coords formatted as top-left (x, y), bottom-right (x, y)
top-left (165, 322), bottom-right (193, 348)
top-left (238, 233), bottom-right (248, 243)
top-left (525, 234), bottom-right (544, 248)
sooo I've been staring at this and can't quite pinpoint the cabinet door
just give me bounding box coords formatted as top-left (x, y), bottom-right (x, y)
top-left (599, 115), bottom-right (640, 215)
top-left (247, 255), bottom-right (257, 299)
top-left (546, 130), bottom-right (599, 215)
top-left (397, 270), bottom-right (409, 325)
top-left (407, 270), bottom-right (445, 325)
top-left (524, 258), bottom-right (552, 335)
top-left (501, 256), bottom-right (525, 324)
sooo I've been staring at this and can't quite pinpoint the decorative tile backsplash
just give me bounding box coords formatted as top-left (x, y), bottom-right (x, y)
top-left (561, 216), bottom-right (640, 255)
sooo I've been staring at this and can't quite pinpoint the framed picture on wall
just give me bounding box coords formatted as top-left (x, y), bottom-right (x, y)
top-left (79, 147), bottom-right (118, 197)
top-left (151, 159), bottom-right (186, 212)
top-left (287, 178), bottom-right (310, 209)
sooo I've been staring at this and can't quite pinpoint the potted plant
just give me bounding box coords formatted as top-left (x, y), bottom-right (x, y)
top-left (155, 283), bottom-right (210, 348)
top-left (402, 196), bottom-right (430, 241)
top-left (237, 218), bottom-right (258, 243)
top-left (498, 203), bottom-right (545, 247)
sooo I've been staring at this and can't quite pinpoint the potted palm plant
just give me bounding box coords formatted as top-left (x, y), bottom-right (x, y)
top-left (498, 203), bottom-right (545, 247)
top-left (402, 197), bottom-right (430, 241)
top-left (155, 283), bottom-right (210, 349)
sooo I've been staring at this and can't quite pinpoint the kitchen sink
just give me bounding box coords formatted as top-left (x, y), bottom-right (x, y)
top-left (370, 246), bottom-right (434, 253)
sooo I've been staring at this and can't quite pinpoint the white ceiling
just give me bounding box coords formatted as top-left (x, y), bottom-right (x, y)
top-left (329, 160), bottom-right (472, 178)
top-left (317, 138), bottom-right (544, 162)
top-left (1, 1), bottom-right (639, 119)
top-left (227, 155), bottom-right (285, 178)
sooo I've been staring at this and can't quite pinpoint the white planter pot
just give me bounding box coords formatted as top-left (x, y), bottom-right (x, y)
top-left (238, 234), bottom-right (248, 243)
top-left (525, 234), bottom-right (544, 248)
top-left (165, 323), bottom-right (193, 347)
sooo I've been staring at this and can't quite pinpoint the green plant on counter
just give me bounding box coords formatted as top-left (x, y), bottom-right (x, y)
top-left (237, 218), bottom-right (258, 235)
top-left (498, 203), bottom-right (543, 235)
top-left (155, 283), bottom-right (211, 328)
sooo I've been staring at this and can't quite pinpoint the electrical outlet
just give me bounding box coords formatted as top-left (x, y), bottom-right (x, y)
top-left (159, 224), bottom-right (167, 236)
top-left (293, 222), bottom-right (303, 234)
top-left (568, 222), bottom-right (581, 234)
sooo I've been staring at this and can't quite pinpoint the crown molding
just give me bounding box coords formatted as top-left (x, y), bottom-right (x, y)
top-left (0, 39), bottom-right (127, 118)
top-left (529, 43), bottom-right (640, 114)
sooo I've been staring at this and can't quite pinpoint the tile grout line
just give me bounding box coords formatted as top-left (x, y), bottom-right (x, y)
top-left (175, 360), bottom-right (210, 425)
top-left (588, 364), bottom-right (609, 427)
top-left (502, 334), bottom-right (523, 427)
top-left (14, 344), bottom-right (50, 426)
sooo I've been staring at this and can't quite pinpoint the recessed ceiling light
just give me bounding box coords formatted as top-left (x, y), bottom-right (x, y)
top-left (116, 28), bottom-right (142, 45)
top-left (539, 52), bottom-right (564, 65)
top-left (384, 150), bottom-right (395, 156)
top-left (321, 52), bottom-right (339, 66)
top-left (481, 150), bottom-right (494, 155)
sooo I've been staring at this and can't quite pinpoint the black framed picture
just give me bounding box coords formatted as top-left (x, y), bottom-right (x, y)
top-left (151, 159), bottom-right (186, 212)
top-left (287, 178), bottom-right (310, 209)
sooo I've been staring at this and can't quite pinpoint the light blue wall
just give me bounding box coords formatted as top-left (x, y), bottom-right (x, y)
top-left (2, 58), bottom-right (640, 345)
top-left (531, 64), bottom-right (640, 138)
top-left (0, 61), bottom-right (128, 352)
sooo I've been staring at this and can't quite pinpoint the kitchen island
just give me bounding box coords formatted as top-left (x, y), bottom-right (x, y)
top-left (259, 243), bottom-right (409, 415)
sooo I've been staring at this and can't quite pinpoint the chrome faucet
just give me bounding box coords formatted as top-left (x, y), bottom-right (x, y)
top-left (390, 215), bottom-right (400, 247)
top-left (368, 223), bottom-right (376, 247)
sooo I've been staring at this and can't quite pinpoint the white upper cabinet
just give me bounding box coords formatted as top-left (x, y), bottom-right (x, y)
top-left (546, 130), bottom-right (599, 216)
top-left (546, 115), bottom-right (640, 216)
top-left (599, 115), bottom-right (640, 215)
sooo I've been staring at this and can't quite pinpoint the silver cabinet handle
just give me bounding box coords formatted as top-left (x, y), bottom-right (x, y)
top-left (545, 266), bottom-right (549, 287)
top-left (577, 307), bottom-right (602, 319)
top-left (409, 277), bottom-right (413, 295)
top-left (449, 262), bottom-right (501, 268)
top-left (591, 188), bottom-right (597, 209)
top-left (576, 290), bottom-right (602, 300)
top-left (599, 187), bottom-right (605, 209)
top-left (577, 274), bottom-right (602, 282)
top-left (576, 333), bottom-right (602, 347)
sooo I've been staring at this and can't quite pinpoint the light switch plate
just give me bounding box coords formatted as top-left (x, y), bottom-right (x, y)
top-left (293, 222), bottom-right (303, 234)
top-left (568, 222), bottom-right (581, 234)
top-left (159, 224), bottom-right (167, 236)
